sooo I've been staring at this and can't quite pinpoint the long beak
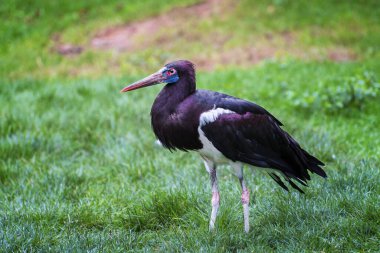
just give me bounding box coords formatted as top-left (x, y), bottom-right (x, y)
top-left (120, 70), bottom-right (165, 93)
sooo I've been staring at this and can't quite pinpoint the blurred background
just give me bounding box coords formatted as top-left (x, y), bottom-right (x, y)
top-left (1, 0), bottom-right (379, 251)
top-left (2, 0), bottom-right (379, 78)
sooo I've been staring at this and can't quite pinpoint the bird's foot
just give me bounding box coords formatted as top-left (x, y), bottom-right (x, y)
top-left (209, 222), bottom-right (215, 232)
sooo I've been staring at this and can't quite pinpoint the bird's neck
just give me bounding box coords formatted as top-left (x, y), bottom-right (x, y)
top-left (152, 76), bottom-right (196, 115)
top-left (150, 75), bottom-right (201, 150)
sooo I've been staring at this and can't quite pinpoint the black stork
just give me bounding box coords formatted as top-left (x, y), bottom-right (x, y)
top-left (121, 60), bottom-right (326, 233)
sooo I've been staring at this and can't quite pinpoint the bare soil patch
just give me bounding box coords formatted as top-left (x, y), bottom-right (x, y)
top-left (91, 0), bottom-right (224, 51)
top-left (51, 0), bottom-right (357, 72)
top-left (51, 33), bottom-right (83, 56)
top-left (328, 47), bottom-right (357, 62)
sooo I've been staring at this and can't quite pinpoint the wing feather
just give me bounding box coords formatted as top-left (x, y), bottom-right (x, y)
top-left (201, 111), bottom-right (326, 190)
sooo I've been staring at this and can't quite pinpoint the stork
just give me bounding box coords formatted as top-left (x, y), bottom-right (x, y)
top-left (120, 60), bottom-right (326, 233)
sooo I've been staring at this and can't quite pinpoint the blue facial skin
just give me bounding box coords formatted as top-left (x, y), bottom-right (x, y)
top-left (162, 68), bottom-right (179, 84)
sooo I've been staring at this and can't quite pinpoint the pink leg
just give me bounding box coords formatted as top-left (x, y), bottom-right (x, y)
top-left (210, 189), bottom-right (220, 230)
top-left (241, 186), bottom-right (250, 233)
top-left (233, 163), bottom-right (250, 233)
top-left (204, 160), bottom-right (219, 231)
top-left (241, 188), bottom-right (250, 205)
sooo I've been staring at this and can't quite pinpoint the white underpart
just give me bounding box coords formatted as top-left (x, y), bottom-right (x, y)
top-left (154, 139), bottom-right (163, 147)
top-left (197, 107), bottom-right (235, 164)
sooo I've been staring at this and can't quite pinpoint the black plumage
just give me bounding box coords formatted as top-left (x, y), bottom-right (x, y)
top-left (121, 60), bottom-right (327, 232)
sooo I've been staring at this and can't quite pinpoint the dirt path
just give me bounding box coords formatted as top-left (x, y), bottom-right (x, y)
top-left (53, 0), bottom-right (356, 71)
top-left (91, 0), bottom-right (224, 51)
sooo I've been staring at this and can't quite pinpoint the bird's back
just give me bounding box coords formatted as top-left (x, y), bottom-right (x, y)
top-left (150, 89), bottom-right (281, 151)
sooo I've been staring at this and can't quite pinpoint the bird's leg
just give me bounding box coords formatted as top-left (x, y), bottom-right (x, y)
top-left (241, 178), bottom-right (250, 233)
top-left (233, 163), bottom-right (250, 233)
top-left (209, 167), bottom-right (220, 231)
top-left (204, 160), bottom-right (219, 231)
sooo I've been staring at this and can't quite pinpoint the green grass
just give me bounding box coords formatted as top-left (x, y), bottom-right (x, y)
top-left (1, 0), bottom-right (380, 252)
top-left (1, 0), bottom-right (379, 79)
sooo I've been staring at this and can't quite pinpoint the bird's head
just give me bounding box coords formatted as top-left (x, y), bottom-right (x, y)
top-left (120, 60), bottom-right (195, 92)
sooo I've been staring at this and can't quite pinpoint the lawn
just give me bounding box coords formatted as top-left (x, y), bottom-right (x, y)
top-left (1, 0), bottom-right (379, 252)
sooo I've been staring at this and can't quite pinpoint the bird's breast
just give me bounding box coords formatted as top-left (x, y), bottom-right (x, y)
top-left (151, 110), bottom-right (203, 151)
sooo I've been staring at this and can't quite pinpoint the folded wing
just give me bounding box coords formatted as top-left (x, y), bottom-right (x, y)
top-left (201, 111), bottom-right (326, 192)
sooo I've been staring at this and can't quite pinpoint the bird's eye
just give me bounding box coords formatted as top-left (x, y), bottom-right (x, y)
top-left (167, 69), bottom-right (176, 76)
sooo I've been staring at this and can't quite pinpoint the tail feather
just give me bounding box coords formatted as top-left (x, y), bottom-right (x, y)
top-left (293, 177), bottom-right (308, 186)
top-left (267, 135), bottom-right (327, 193)
top-left (287, 178), bottom-right (305, 193)
top-left (302, 149), bottom-right (327, 178)
top-left (285, 134), bottom-right (327, 180)
top-left (269, 173), bottom-right (289, 192)
top-left (269, 173), bottom-right (307, 194)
